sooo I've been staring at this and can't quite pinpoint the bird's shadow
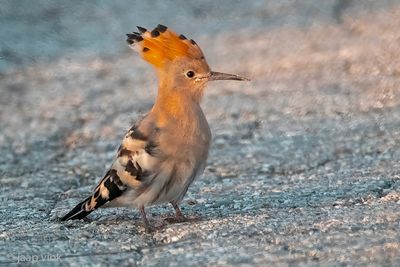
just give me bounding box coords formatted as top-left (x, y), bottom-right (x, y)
top-left (56, 176), bottom-right (397, 233)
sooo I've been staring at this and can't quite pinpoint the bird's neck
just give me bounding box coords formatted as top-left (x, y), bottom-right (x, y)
top-left (151, 85), bottom-right (203, 127)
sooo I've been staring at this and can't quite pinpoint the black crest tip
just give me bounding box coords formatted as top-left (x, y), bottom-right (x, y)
top-left (137, 26), bottom-right (147, 33)
top-left (151, 30), bottom-right (160, 38)
top-left (126, 33), bottom-right (143, 42)
top-left (155, 24), bottom-right (167, 33)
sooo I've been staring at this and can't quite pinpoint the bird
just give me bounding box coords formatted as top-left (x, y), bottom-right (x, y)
top-left (61, 24), bottom-right (249, 232)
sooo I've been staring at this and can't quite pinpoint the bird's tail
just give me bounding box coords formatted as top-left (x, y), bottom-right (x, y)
top-left (61, 169), bottom-right (127, 221)
top-left (60, 196), bottom-right (92, 221)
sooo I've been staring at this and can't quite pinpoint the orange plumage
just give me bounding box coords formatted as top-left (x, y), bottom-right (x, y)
top-left (127, 24), bottom-right (204, 68)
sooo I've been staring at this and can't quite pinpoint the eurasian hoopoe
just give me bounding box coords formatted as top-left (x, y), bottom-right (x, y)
top-left (61, 24), bottom-right (249, 232)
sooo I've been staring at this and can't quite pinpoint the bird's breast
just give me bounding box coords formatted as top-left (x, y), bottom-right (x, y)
top-left (160, 107), bottom-right (211, 160)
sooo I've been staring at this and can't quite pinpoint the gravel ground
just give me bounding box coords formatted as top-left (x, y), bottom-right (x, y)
top-left (1, 1), bottom-right (400, 266)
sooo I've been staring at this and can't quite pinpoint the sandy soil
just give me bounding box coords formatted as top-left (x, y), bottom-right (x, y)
top-left (1, 1), bottom-right (400, 266)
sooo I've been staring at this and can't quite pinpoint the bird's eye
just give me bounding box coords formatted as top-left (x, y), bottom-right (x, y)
top-left (186, 71), bottom-right (195, 78)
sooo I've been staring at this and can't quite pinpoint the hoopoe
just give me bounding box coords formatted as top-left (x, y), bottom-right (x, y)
top-left (61, 24), bottom-right (249, 232)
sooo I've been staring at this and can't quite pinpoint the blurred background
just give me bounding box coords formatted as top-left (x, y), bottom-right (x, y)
top-left (1, 1), bottom-right (400, 265)
top-left (1, 0), bottom-right (398, 70)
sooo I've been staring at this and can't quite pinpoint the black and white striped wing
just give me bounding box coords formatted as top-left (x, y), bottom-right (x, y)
top-left (61, 124), bottom-right (160, 221)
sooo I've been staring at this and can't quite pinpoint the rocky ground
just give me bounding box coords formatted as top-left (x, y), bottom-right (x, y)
top-left (1, 1), bottom-right (400, 266)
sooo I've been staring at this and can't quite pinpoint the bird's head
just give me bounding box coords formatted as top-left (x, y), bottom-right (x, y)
top-left (127, 24), bottom-right (249, 100)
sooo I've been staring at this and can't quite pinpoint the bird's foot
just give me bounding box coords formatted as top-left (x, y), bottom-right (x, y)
top-left (143, 223), bottom-right (157, 233)
top-left (167, 202), bottom-right (187, 223)
top-left (139, 206), bottom-right (157, 233)
top-left (164, 214), bottom-right (187, 224)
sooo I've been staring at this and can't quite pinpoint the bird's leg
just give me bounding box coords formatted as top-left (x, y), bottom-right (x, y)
top-left (171, 202), bottom-right (186, 222)
top-left (139, 206), bottom-right (154, 233)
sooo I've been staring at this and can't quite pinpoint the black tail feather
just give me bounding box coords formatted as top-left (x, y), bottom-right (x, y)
top-left (60, 196), bottom-right (92, 221)
top-left (60, 168), bottom-right (127, 221)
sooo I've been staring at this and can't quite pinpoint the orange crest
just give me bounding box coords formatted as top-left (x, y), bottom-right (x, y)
top-left (127, 24), bottom-right (204, 68)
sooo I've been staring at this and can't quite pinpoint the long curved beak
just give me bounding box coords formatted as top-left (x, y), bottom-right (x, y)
top-left (209, 71), bottom-right (250, 81)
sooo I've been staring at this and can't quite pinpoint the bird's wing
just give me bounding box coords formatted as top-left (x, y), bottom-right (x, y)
top-left (61, 122), bottom-right (162, 221)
